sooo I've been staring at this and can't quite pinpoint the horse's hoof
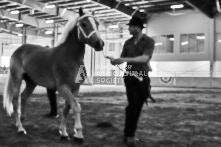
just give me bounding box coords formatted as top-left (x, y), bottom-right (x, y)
top-left (74, 137), bottom-right (84, 144)
top-left (60, 135), bottom-right (70, 141)
top-left (18, 130), bottom-right (27, 135)
top-left (44, 113), bottom-right (59, 119)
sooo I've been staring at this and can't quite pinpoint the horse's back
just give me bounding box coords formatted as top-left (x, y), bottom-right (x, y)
top-left (11, 44), bottom-right (51, 70)
top-left (10, 44), bottom-right (44, 73)
top-left (10, 44), bottom-right (56, 88)
top-left (12, 44), bottom-right (48, 57)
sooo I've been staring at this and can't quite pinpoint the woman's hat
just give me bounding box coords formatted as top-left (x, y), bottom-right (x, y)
top-left (126, 16), bottom-right (145, 28)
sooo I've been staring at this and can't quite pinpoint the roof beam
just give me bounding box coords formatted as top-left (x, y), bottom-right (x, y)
top-left (0, 8), bottom-right (53, 29)
top-left (0, 22), bottom-right (50, 37)
top-left (186, 0), bottom-right (215, 18)
top-left (8, 0), bottom-right (75, 20)
top-left (91, 0), bottom-right (147, 20)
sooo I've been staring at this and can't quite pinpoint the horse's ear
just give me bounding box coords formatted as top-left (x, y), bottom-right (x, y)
top-left (79, 7), bottom-right (84, 16)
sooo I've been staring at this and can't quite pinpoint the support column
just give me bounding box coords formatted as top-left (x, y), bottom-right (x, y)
top-left (90, 48), bottom-right (94, 77)
top-left (22, 26), bottom-right (27, 44)
top-left (53, 23), bottom-right (58, 47)
top-left (0, 43), bottom-right (3, 67)
top-left (209, 18), bottom-right (215, 87)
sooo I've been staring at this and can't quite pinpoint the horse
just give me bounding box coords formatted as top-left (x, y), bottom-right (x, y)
top-left (3, 8), bottom-right (104, 142)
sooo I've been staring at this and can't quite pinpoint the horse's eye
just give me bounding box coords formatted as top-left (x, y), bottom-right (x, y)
top-left (81, 23), bottom-right (87, 28)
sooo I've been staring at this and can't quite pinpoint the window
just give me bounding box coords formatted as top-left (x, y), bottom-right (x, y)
top-left (109, 43), bottom-right (115, 51)
top-left (152, 35), bottom-right (174, 54)
top-left (180, 33), bottom-right (205, 53)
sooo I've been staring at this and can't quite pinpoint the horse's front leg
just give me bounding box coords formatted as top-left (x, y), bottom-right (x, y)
top-left (72, 85), bottom-right (84, 140)
top-left (58, 86), bottom-right (83, 142)
top-left (72, 101), bottom-right (84, 143)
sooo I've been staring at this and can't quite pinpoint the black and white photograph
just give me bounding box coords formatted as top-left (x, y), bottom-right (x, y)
top-left (0, 0), bottom-right (221, 147)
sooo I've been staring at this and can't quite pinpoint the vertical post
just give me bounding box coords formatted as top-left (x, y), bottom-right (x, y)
top-left (90, 47), bottom-right (95, 84)
top-left (53, 23), bottom-right (58, 47)
top-left (93, 49), bottom-right (96, 77)
top-left (53, 7), bottom-right (59, 47)
top-left (1, 43), bottom-right (3, 66)
top-left (105, 25), bottom-right (108, 76)
top-left (1, 43), bottom-right (3, 55)
top-left (90, 48), bottom-right (93, 77)
top-left (209, 18), bottom-right (215, 87)
top-left (22, 26), bottom-right (27, 44)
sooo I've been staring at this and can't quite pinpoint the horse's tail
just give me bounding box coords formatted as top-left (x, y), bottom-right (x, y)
top-left (3, 70), bottom-right (14, 116)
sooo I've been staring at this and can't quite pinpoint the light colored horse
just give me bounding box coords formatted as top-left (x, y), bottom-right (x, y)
top-left (3, 8), bottom-right (104, 142)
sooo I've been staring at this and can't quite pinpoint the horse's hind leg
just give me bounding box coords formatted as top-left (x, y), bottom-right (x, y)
top-left (20, 77), bottom-right (36, 121)
top-left (10, 73), bottom-right (26, 134)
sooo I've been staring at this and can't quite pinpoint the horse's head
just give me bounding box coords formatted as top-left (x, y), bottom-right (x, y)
top-left (77, 8), bottom-right (104, 51)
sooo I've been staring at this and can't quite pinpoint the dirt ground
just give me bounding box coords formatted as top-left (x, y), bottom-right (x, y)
top-left (0, 85), bottom-right (221, 147)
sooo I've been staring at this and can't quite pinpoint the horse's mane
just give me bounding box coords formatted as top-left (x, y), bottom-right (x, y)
top-left (56, 14), bottom-right (80, 46)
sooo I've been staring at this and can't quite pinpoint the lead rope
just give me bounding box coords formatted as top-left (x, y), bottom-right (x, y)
top-left (102, 50), bottom-right (143, 82)
top-left (102, 50), bottom-right (157, 104)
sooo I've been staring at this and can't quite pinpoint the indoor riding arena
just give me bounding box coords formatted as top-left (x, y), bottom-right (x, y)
top-left (0, 0), bottom-right (221, 147)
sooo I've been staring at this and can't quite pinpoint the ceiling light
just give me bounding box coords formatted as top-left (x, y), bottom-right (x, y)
top-left (196, 36), bottom-right (205, 40)
top-left (10, 10), bottom-right (19, 14)
top-left (45, 30), bottom-right (53, 34)
top-left (181, 41), bottom-right (188, 46)
top-left (74, 1), bottom-right (87, 5)
top-left (9, 22), bottom-right (15, 24)
top-left (170, 4), bottom-right (184, 9)
top-left (109, 24), bottom-right (119, 29)
top-left (169, 38), bottom-right (175, 41)
top-left (155, 42), bottom-right (163, 46)
top-left (216, 0), bottom-right (221, 12)
top-left (0, 20), bottom-right (7, 23)
top-left (60, 8), bottom-right (67, 16)
top-left (10, 43), bottom-right (21, 47)
top-left (130, 1), bottom-right (149, 5)
top-left (45, 4), bottom-right (55, 9)
top-left (45, 19), bottom-right (54, 24)
top-left (141, 5), bottom-right (154, 8)
top-left (167, 12), bottom-right (185, 16)
top-left (30, 9), bottom-right (35, 15)
top-left (15, 23), bottom-right (23, 27)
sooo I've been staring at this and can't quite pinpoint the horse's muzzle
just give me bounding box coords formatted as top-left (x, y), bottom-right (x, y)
top-left (94, 40), bottom-right (104, 51)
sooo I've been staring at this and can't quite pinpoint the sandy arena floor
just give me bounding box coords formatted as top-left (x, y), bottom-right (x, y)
top-left (0, 84), bottom-right (221, 147)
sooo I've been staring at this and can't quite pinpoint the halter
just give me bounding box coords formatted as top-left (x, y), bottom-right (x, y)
top-left (77, 14), bottom-right (98, 41)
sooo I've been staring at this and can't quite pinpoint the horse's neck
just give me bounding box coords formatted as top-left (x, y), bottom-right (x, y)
top-left (56, 26), bottom-right (85, 63)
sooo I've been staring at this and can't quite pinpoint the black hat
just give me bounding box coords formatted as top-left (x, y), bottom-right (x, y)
top-left (126, 16), bottom-right (145, 28)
